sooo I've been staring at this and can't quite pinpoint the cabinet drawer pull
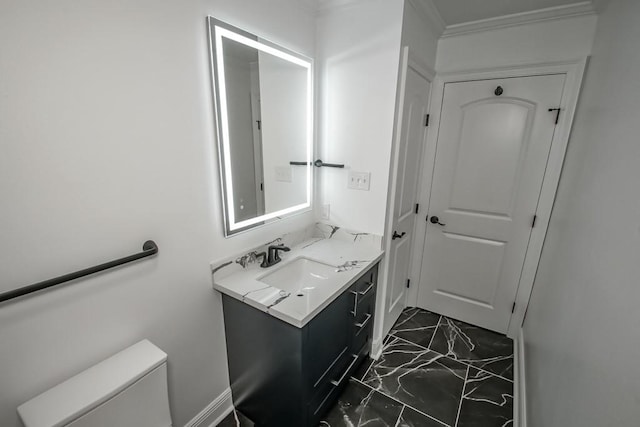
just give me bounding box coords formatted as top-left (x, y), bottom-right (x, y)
top-left (330, 354), bottom-right (359, 386)
top-left (355, 313), bottom-right (372, 329)
top-left (359, 283), bottom-right (374, 296)
top-left (350, 291), bottom-right (358, 316)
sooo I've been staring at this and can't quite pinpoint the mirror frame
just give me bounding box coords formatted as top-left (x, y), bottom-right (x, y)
top-left (207, 17), bottom-right (314, 236)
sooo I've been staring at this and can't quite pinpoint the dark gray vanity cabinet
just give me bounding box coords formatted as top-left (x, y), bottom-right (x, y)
top-left (222, 263), bottom-right (378, 427)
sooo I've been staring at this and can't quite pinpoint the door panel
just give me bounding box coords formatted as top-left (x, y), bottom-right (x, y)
top-left (433, 232), bottom-right (505, 305)
top-left (450, 100), bottom-right (533, 216)
top-left (384, 65), bottom-right (431, 333)
top-left (418, 74), bottom-right (566, 333)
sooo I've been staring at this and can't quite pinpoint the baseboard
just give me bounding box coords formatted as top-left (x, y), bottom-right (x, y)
top-left (371, 337), bottom-right (384, 360)
top-left (514, 329), bottom-right (527, 427)
top-left (183, 387), bottom-right (234, 427)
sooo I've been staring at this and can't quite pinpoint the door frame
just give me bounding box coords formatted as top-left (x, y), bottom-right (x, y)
top-left (373, 46), bottom-right (435, 358)
top-left (408, 58), bottom-right (588, 339)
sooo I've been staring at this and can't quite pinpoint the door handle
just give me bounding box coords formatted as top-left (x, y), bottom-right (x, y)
top-left (392, 231), bottom-right (406, 240)
top-left (429, 216), bottom-right (446, 226)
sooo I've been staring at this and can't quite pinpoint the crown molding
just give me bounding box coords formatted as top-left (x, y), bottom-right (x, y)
top-left (407, 0), bottom-right (446, 37)
top-left (441, 1), bottom-right (596, 38)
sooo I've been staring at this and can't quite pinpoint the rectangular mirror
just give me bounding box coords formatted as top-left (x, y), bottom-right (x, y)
top-left (207, 17), bottom-right (313, 236)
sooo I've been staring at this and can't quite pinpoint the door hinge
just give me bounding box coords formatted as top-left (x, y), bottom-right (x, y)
top-left (531, 215), bottom-right (537, 228)
top-left (512, 302), bottom-right (516, 313)
top-left (424, 114), bottom-right (430, 127)
top-left (406, 279), bottom-right (411, 288)
top-left (415, 203), bottom-right (420, 214)
top-left (548, 108), bottom-right (561, 125)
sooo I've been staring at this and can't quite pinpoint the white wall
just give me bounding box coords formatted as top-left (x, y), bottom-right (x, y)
top-left (400, 0), bottom-right (439, 70)
top-left (523, 0), bottom-right (640, 425)
top-left (436, 14), bottom-right (598, 72)
top-left (316, 0), bottom-right (404, 235)
top-left (0, 0), bottom-right (315, 425)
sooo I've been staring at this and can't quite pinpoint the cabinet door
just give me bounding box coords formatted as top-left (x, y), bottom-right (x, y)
top-left (303, 290), bottom-right (352, 393)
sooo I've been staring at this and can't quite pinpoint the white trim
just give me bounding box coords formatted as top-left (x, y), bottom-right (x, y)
top-left (514, 329), bottom-right (527, 427)
top-left (407, 0), bottom-right (446, 37)
top-left (375, 46), bottom-right (435, 355)
top-left (371, 336), bottom-right (384, 361)
top-left (374, 46), bottom-right (409, 354)
top-left (183, 387), bottom-right (234, 427)
top-left (407, 59), bottom-right (588, 341)
top-left (441, 2), bottom-right (596, 38)
top-left (507, 58), bottom-right (588, 338)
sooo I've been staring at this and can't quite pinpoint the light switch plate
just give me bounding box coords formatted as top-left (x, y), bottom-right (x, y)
top-left (347, 171), bottom-right (371, 191)
top-left (275, 166), bottom-right (292, 182)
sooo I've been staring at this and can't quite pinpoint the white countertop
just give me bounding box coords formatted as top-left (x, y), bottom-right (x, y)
top-left (212, 237), bottom-right (384, 328)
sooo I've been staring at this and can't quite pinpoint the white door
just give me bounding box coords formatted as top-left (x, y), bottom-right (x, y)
top-left (417, 74), bottom-right (565, 333)
top-left (383, 65), bottom-right (431, 333)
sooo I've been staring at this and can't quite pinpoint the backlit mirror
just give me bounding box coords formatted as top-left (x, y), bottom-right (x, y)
top-left (207, 17), bottom-right (313, 236)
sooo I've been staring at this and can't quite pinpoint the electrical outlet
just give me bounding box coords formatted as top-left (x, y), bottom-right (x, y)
top-left (275, 166), bottom-right (292, 182)
top-left (321, 204), bottom-right (330, 220)
top-left (347, 171), bottom-right (371, 191)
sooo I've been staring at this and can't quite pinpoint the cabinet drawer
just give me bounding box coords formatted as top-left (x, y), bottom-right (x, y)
top-left (353, 319), bottom-right (373, 355)
top-left (353, 295), bottom-right (374, 351)
top-left (307, 376), bottom-right (340, 426)
top-left (307, 352), bottom-right (359, 425)
top-left (354, 289), bottom-right (375, 325)
top-left (352, 267), bottom-right (377, 295)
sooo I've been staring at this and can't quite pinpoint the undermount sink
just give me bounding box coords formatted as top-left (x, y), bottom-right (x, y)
top-left (258, 257), bottom-right (339, 295)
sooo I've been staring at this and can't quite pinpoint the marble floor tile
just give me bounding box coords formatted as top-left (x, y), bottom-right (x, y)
top-left (390, 307), bottom-right (441, 348)
top-left (429, 317), bottom-right (514, 380)
top-left (216, 409), bottom-right (254, 427)
top-left (456, 368), bottom-right (513, 427)
top-left (396, 406), bottom-right (448, 427)
top-left (352, 356), bottom-right (374, 381)
top-left (362, 336), bottom-right (467, 426)
top-left (320, 379), bottom-right (403, 427)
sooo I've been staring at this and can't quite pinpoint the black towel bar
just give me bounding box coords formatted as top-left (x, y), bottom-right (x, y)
top-left (0, 240), bottom-right (158, 304)
top-left (289, 159), bottom-right (345, 168)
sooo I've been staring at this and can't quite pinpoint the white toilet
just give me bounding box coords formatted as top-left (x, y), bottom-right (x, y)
top-left (17, 339), bottom-right (173, 427)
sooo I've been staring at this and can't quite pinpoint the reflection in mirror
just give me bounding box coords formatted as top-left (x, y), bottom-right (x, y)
top-left (208, 18), bottom-right (313, 236)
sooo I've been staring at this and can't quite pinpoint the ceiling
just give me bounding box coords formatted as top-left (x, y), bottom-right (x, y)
top-left (432, 0), bottom-right (594, 26)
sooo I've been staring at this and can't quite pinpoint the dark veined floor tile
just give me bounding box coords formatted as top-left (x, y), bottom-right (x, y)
top-left (430, 316), bottom-right (514, 380)
top-left (397, 406), bottom-right (448, 427)
top-left (457, 368), bottom-right (513, 427)
top-left (390, 307), bottom-right (441, 348)
top-left (320, 379), bottom-right (403, 427)
top-left (362, 336), bottom-right (466, 426)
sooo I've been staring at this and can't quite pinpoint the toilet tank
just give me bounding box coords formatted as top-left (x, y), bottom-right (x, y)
top-left (18, 340), bottom-right (173, 427)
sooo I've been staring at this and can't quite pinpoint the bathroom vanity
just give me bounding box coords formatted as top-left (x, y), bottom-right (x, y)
top-left (207, 17), bottom-right (384, 425)
top-left (212, 227), bottom-right (383, 426)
